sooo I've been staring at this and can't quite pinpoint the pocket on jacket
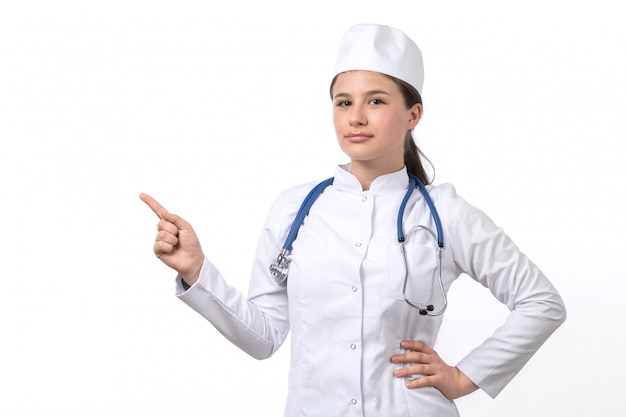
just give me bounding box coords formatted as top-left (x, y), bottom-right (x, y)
top-left (386, 225), bottom-right (441, 306)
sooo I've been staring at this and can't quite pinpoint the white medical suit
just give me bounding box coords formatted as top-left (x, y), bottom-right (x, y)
top-left (177, 165), bottom-right (566, 417)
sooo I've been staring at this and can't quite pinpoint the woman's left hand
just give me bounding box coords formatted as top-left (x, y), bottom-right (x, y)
top-left (390, 340), bottom-right (479, 400)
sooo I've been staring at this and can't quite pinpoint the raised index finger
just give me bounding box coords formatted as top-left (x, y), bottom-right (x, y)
top-left (139, 193), bottom-right (169, 219)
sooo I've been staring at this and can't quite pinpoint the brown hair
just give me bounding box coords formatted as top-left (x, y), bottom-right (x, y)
top-left (330, 73), bottom-right (434, 185)
top-left (391, 76), bottom-right (434, 185)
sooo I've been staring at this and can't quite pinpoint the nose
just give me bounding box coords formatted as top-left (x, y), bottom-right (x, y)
top-left (349, 106), bottom-right (367, 127)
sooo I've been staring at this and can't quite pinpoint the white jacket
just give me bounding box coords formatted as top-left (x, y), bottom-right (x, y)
top-left (177, 165), bottom-right (566, 417)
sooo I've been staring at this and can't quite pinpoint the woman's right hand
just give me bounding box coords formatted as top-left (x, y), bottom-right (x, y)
top-left (139, 193), bottom-right (204, 286)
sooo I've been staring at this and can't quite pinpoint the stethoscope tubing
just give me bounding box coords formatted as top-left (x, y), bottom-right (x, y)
top-left (401, 173), bottom-right (444, 248)
top-left (282, 177), bottom-right (334, 252)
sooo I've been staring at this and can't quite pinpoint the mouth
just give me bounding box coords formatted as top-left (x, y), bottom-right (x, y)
top-left (346, 132), bottom-right (373, 143)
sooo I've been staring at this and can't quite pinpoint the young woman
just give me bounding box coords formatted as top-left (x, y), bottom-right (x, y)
top-left (140, 23), bottom-right (566, 417)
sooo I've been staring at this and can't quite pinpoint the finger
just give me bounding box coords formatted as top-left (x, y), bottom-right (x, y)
top-left (156, 230), bottom-right (179, 247)
top-left (393, 363), bottom-right (430, 378)
top-left (158, 219), bottom-right (179, 236)
top-left (139, 193), bottom-right (168, 219)
top-left (401, 340), bottom-right (433, 353)
top-left (391, 351), bottom-right (429, 364)
top-left (405, 375), bottom-right (435, 389)
top-left (140, 193), bottom-right (192, 230)
top-left (154, 240), bottom-right (175, 257)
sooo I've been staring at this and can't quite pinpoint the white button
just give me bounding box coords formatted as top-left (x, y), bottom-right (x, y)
top-left (352, 286), bottom-right (358, 292)
top-left (361, 196), bottom-right (367, 202)
top-left (351, 398), bottom-right (358, 405)
top-left (350, 344), bottom-right (356, 350)
top-left (355, 242), bottom-right (362, 247)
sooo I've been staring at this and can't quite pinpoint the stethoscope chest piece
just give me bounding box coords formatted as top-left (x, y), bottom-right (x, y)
top-left (270, 248), bottom-right (290, 284)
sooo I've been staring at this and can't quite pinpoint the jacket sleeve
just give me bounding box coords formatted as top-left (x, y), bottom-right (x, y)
top-left (175, 186), bottom-right (310, 360)
top-left (441, 185), bottom-right (567, 398)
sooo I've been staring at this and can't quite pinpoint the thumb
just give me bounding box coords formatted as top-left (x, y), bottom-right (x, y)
top-left (161, 209), bottom-right (193, 231)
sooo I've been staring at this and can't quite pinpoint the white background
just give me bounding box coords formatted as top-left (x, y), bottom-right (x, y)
top-left (1, 1), bottom-right (624, 416)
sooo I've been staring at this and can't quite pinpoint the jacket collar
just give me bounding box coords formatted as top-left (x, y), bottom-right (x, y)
top-left (333, 163), bottom-right (409, 194)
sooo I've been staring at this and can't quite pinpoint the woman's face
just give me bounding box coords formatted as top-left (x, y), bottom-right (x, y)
top-left (332, 70), bottom-right (422, 171)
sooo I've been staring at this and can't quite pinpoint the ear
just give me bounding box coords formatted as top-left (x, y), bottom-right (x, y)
top-left (407, 103), bottom-right (423, 130)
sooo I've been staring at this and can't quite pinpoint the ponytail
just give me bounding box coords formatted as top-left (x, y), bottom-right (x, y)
top-left (404, 132), bottom-right (433, 185)
top-left (390, 76), bottom-right (434, 185)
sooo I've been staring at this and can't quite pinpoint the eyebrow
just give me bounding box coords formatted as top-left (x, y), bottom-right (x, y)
top-left (333, 89), bottom-right (392, 100)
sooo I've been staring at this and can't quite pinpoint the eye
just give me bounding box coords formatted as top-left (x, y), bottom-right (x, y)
top-left (335, 100), bottom-right (351, 107)
top-left (369, 98), bottom-right (384, 105)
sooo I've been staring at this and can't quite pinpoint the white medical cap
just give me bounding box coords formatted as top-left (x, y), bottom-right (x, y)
top-left (333, 23), bottom-right (424, 95)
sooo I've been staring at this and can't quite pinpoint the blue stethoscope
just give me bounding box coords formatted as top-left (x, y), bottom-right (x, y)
top-left (269, 173), bottom-right (448, 316)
